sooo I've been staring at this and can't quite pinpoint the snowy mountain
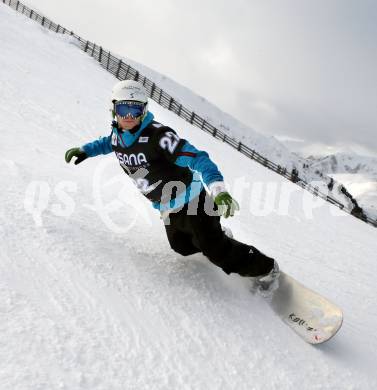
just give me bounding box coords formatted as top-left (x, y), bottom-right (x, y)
top-left (307, 152), bottom-right (377, 177)
top-left (277, 136), bottom-right (377, 217)
top-left (305, 153), bottom-right (377, 217)
top-left (1, 4), bottom-right (377, 390)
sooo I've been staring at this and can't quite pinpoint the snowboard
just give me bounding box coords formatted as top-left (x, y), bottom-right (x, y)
top-left (267, 272), bottom-right (343, 344)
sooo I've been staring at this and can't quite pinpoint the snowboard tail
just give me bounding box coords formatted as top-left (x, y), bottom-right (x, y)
top-left (268, 272), bottom-right (343, 344)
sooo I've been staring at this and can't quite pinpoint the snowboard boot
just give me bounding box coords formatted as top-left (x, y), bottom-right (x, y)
top-left (250, 260), bottom-right (280, 298)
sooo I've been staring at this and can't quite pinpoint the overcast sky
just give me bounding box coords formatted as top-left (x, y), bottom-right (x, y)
top-left (24, 0), bottom-right (377, 157)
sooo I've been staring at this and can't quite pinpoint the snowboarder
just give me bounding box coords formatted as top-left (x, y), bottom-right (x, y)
top-left (65, 80), bottom-right (279, 295)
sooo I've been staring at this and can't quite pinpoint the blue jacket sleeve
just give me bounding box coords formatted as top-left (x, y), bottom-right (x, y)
top-left (82, 135), bottom-right (113, 157)
top-left (175, 141), bottom-right (224, 186)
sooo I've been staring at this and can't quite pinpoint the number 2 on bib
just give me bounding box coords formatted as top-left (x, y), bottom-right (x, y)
top-left (159, 132), bottom-right (180, 154)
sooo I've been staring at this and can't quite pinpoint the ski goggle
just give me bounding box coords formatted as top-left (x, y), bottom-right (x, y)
top-left (114, 101), bottom-right (146, 119)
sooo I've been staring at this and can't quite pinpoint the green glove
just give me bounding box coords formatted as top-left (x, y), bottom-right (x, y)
top-left (214, 192), bottom-right (240, 218)
top-left (65, 147), bottom-right (88, 165)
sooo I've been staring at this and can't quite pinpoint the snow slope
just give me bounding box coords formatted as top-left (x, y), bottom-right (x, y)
top-left (1, 4), bottom-right (377, 390)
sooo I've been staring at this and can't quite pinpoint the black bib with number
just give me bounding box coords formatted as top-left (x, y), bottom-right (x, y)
top-left (111, 121), bottom-right (193, 203)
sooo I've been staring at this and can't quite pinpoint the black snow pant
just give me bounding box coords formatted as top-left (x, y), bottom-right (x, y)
top-left (163, 190), bottom-right (275, 277)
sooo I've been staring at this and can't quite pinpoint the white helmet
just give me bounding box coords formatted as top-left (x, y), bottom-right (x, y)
top-left (111, 80), bottom-right (148, 103)
top-left (111, 80), bottom-right (148, 120)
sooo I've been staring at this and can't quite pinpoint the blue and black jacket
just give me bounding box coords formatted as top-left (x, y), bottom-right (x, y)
top-left (82, 112), bottom-right (224, 211)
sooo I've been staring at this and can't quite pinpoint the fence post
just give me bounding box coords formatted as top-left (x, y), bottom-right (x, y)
top-left (168, 97), bottom-right (173, 110)
top-left (84, 41), bottom-right (89, 52)
top-left (41, 16), bottom-right (45, 26)
top-left (116, 60), bottom-right (122, 79)
top-left (98, 47), bottom-right (103, 63)
top-left (56, 24), bottom-right (60, 32)
top-left (189, 112), bottom-right (195, 124)
top-left (237, 142), bottom-right (242, 151)
top-left (30, 10), bottom-right (34, 19)
top-left (134, 71), bottom-right (139, 81)
top-left (158, 89), bottom-right (162, 104)
top-left (106, 51), bottom-right (110, 69)
top-left (16, 1), bottom-right (20, 10)
top-left (124, 66), bottom-right (129, 79)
